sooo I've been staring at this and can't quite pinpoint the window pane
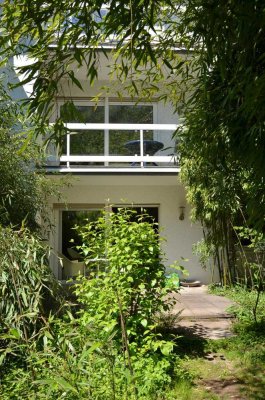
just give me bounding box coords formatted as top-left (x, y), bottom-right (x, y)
top-left (109, 105), bottom-right (153, 155)
top-left (109, 105), bottom-right (153, 124)
top-left (61, 105), bottom-right (104, 123)
top-left (60, 105), bottom-right (104, 155)
top-left (62, 210), bottom-right (102, 258)
top-left (112, 206), bottom-right (158, 231)
top-left (69, 131), bottom-right (104, 155)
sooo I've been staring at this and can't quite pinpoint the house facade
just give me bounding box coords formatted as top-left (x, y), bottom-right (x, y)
top-left (13, 48), bottom-right (217, 284)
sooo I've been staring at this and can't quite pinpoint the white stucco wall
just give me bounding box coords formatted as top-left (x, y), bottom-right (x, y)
top-left (49, 174), bottom-right (218, 283)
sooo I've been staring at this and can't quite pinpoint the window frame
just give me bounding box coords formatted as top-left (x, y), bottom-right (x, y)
top-left (112, 203), bottom-right (160, 226)
top-left (58, 98), bottom-right (157, 158)
top-left (55, 203), bottom-right (160, 279)
top-left (58, 204), bottom-right (105, 257)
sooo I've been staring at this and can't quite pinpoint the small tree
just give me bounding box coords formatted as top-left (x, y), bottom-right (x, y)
top-left (72, 207), bottom-right (174, 398)
top-left (75, 207), bottom-right (171, 340)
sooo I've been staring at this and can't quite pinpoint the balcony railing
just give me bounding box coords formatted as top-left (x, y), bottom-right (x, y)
top-left (46, 123), bottom-right (180, 172)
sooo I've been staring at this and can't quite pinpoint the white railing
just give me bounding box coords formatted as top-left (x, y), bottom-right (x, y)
top-left (48, 123), bottom-right (180, 171)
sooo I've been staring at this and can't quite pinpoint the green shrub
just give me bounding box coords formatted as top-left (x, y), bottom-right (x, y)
top-left (73, 208), bottom-right (175, 397)
top-left (75, 208), bottom-right (171, 337)
top-left (0, 225), bottom-right (61, 341)
top-left (0, 208), bottom-right (178, 399)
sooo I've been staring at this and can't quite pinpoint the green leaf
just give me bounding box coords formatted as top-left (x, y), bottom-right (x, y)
top-left (34, 378), bottom-right (78, 393)
top-left (68, 71), bottom-right (83, 91)
top-left (141, 318), bottom-right (148, 327)
top-left (9, 328), bottom-right (21, 339)
top-left (160, 342), bottom-right (174, 356)
top-left (21, 290), bottom-right (28, 307)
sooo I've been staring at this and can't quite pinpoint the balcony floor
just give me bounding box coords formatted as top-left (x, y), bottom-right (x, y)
top-left (45, 164), bottom-right (180, 174)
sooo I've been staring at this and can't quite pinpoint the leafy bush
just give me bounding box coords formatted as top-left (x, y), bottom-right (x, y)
top-left (0, 225), bottom-right (61, 341)
top-left (73, 207), bottom-right (175, 397)
top-left (0, 208), bottom-right (179, 399)
top-left (0, 314), bottom-right (175, 400)
top-left (0, 226), bottom-right (65, 398)
top-left (75, 208), bottom-right (171, 337)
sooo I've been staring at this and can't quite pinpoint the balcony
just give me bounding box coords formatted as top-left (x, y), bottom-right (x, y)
top-left (46, 123), bottom-right (180, 173)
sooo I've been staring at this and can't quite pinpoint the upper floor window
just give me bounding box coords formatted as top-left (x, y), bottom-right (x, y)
top-left (60, 100), bottom-right (155, 157)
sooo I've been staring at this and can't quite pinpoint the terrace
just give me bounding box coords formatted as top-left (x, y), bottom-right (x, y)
top-left (46, 122), bottom-right (180, 173)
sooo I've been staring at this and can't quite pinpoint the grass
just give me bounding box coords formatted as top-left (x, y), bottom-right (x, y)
top-left (209, 284), bottom-right (265, 322)
top-left (165, 286), bottom-right (265, 399)
top-left (2, 284), bottom-right (265, 399)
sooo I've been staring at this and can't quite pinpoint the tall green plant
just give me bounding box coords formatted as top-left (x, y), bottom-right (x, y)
top-left (179, 123), bottom-right (249, 284)
top-left (75, 208), bottom-right (171, 337)
top-left (73, 207), bottom-right (175, 397)
top-left (0, 226), bottom-right (60, 342)
top-left (0, 84), bottom-right (64, 344)
top-left (0, 208), bottom-right (178, 400)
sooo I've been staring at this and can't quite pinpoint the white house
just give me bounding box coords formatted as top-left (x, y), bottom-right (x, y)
top-left (12, 42), bottom-right (217, 284)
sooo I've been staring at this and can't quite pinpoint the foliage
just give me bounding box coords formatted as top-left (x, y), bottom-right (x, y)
top-left (179, 79), bottom-right (264, 283)
top-left (233, 226), bottom-right (265, 293)
top-left (174, 0), bottom-right (265, 282)
top-left (0, 313), bottom-right (176, 399)
top-left (0, 84), bottom-right (36, 228)
top-left (0, 129), bottom-right (48, 230)
top-left (179, 0), bottom-right (265, 227)
top-left (0, 208), bottom-right (180, 399)
top-left (165, 273), bottom-right (180, 290)
top-left (0, 227), bottom-right (64, 400)
top-left (207, 285), bottom-right (265, 399)
top-left (0, 0), bottom-right (184, 141)
top-left (73, 208), bottom-right (176, 397)
top-left (204, 223), bottom-right (265, 317)
top-left (0, 77), bottom-right (67, 393)
top-left (0, 226), bottom-right (61, 342)
top-left (0, 79), bottom-right (65, 231)
top-left (76, 208), bottom-right (171, 337)
top-left (209, 285), bottom-right (265, 325)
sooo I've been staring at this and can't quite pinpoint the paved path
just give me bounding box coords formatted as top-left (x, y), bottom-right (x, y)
top-left (167, 286), bottom-right (236, 340)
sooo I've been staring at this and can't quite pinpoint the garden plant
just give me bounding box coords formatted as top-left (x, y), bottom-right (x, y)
top-left (0, 208), bottom-right (185, 399)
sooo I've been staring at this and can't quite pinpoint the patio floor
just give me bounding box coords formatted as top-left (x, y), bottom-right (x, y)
top-left (167, 286), bottom-right (236, 340)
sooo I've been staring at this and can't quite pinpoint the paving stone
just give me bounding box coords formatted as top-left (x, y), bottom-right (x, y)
top-left (175, 319), bottom-right (235, 340)
top-left (167, 286), bottom-right (236, 340)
